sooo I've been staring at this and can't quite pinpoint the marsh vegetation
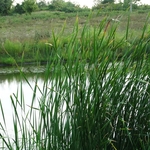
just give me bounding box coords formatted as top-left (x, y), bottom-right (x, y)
top-left (0, 8), bottom-right (150, 150)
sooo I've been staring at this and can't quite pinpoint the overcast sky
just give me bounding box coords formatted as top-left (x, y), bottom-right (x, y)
top-left (13, 0), bottom-right (150, 8)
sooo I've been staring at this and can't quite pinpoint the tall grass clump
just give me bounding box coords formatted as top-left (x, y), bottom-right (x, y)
top-left (0, 39), bottom-right (54, 65)
top-left (0, 15), bottom-right (150, 150)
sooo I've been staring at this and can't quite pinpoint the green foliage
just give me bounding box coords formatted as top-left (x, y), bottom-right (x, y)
top-left (0, 14), bottom-right (150, 150)
top-left (0, 0), bottom-right (13, 15)
top-left (102, 0), bottom-right (114, 4)
top-left (0, 39), bottom-right (54, 64)
top-left (94, 0), bottom-right (114, 6)
top-left (93, 3), bottom-right (123, 11)
top-left (22, 0), bottom-right (38, 15)
top-left (110, 3), bottom-right (124, 10)
top-left (49, 0), bottom-right (64, 11)
top-left (49, 0), bottom-right (81, 12)
top-left (0, 11), bottom-right (150, 65)
top-left (123, 0), bottom-right (140, 9)
top-left (37, 0), bottom-right (48, 10)
top-left (14, 3), bottom-right (25, 14)
top-left (124, 0), bottom-right (140, 4)
top-left (3, 40), bottom-right (23, 55)
top-left (93, 2), bottom-right (139, 11)
top-left (0, 57), bottom-right (16, 65)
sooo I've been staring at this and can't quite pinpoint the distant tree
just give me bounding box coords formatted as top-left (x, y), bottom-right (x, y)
top-left (23, 0), bottom-right (38, 15)
top-left (123, 0), bottom-right (140, 10)
top-left (49, 0), bottom-right (81, 12)
top-left (61, 1), bottom-right (81, 12)
top-left (127, 0), bottom-right (140, 3)
top-left (37, 0), bottom-right (48, 10)
top-left (94, 0), bottom-right (114, 5)
top-left (123, 0), bottom-right (129, 8)
top-left (0, 0), bottom-right (13, 15)
top-left (49, 0), bottom-right (64, 11)
top-left (102, 0), bottom-right (114, 4)
top-left (15, 3), bottom-right (25, 14)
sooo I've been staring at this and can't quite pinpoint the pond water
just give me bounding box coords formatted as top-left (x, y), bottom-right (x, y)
top-left (0, 66), bottom-right (47, 138)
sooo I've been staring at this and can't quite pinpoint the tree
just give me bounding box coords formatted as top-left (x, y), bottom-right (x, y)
top-left (123, 0), bottom-right (140, 11)
top-left (22, 0), bottom-right (38, 15)
top-left (0, 0), bottom-right (13, 15)
top-left (49, 0), bottom-right (81, 12)
top-left (124, 0), bottom-right (140, 4)
top-left (94, 0), bottom-right (114, 5)
top-left (37, 0), bottom-right (48, 10)
top-left (123, 0), bottom-right (130, 8)
top-left (49, 0), bottom-right (64, 11)
top-left (15, 3), bottom-right (25, 14)
top-left (102, 0), bottom-right (114, 4)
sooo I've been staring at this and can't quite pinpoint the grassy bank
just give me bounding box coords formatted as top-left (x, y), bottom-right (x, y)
top-left (0, 10), bottom-right (150, 65)
top-left (0, 11), bottom-right (150, 149)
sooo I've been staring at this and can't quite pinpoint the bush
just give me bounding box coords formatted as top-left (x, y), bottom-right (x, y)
top-left (49, 0), bottom-right (82, 13)
top-left (0, 0), bottom-right (13, 15)
top-left (14, 3), bottom-right (25, 14)
top-left (22, 0), bottom-right (38, 15)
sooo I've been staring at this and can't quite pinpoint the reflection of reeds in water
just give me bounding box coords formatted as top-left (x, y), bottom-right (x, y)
top-left (0, 15), bottom-right (150, 150)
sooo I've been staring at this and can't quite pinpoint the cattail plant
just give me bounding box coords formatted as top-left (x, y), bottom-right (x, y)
top-left (0, 14), bottom-right (150, 150)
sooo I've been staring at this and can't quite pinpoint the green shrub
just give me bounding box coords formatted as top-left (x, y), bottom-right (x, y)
top-left (0, 57), bottom-right (16, 65)
top-left (14, 3), bottom-right (25, 14)
top-left (3, 40), bottom-right (23, 57)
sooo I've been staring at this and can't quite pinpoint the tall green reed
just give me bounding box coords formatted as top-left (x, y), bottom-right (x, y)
top-left (0, 14), bottom-right (150, 150)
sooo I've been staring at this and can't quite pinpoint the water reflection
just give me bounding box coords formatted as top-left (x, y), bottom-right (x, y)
top-left (0, 65), bottom-right (46, 138)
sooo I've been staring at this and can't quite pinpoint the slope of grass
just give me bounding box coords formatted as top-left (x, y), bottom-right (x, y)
top-left (0, 11), bottom-right (150, 65)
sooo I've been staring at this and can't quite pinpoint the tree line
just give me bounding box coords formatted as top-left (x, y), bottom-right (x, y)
top-left (0, 0), bottom-right (88, 15)
top-left (0, 0), bottom-right (149, 16)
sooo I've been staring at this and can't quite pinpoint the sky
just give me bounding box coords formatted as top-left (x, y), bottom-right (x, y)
top-left (13, 0), bottom-right (150, 8)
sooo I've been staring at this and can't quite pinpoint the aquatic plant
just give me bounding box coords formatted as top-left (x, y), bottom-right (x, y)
top-left (0, 15), bottom-right (150, 150)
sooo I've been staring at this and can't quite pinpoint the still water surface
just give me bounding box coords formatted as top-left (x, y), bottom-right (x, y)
top-left (0, 66), bottom-right (47, 137)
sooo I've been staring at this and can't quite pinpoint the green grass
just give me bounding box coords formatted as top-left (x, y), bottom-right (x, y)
top-left (0, 10), bottom-right (150, 66)
top-left (0, 11), bottom-right (150, 62)
top-left (0, 12), bottom-right (150, 149)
